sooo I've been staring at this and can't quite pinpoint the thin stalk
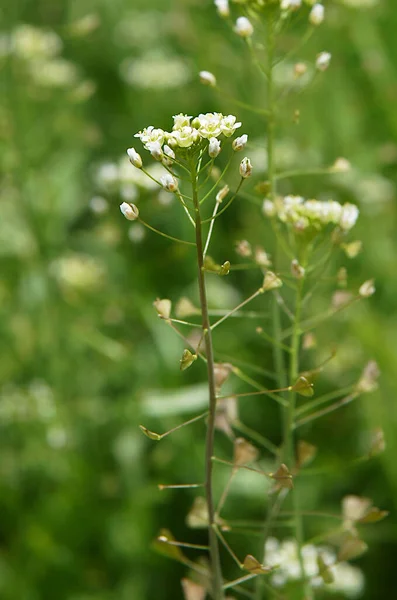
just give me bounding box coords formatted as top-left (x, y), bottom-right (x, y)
top-left (256, 15), bottom-right (288, 599)
top-left (284, 274), bottom-right (313, 600)
top-left (204, 198), bottom-right (221, 257)
top-left (138, 218), bottom-right (195, 246)
top-left (211, 289), bottom-right (263, 331)
top-left (191, 163), bottom-right (224, 600)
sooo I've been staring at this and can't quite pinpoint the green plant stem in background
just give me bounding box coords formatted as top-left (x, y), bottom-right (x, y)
top-left (191, 163), bottom-right (224, 600)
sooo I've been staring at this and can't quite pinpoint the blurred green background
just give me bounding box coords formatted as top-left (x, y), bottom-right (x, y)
top-left (1, 0), bottom-right (397, 598)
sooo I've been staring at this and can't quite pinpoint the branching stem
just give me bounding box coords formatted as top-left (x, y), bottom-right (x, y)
top-left (191, 163), bottom-right (224, 600)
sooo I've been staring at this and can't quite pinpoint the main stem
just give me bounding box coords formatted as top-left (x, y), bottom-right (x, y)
top-left (191, 165), bottom-right (224, 600)
top-left (286, 275), bottom-right (313, 600)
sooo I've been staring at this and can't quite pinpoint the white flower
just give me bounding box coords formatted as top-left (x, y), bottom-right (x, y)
top-left (263, 199), bottom-right (276, 217)
top-left (134, 126), bottom-right (165, 147)
top-left (120, 202), bottom-right (139, 221)
top-left (199, 70), bottom-right (217, 87)
top-left (208, 137), bottom-right (221, 158)
top-left (168, 126), bottom-right (199, 148)
top-left (172, 113), bottom-right (192, 129)
top-left (316, 51), bottom-right (332, 71)
top-left (281, 0), bottom-right (302, 10)
top-left (232, 134), bottom-right (248, 151)
top-left (146, 140), bottom-right (163, 161)
top-left (89, 196), bottom-right (108, 215)
top-left (309, 4), bottom-right (325, 25)
top-left (340, 203), bottom-right (359, 230)
top-left (160, 173), bottom-right (179, 192)
top-left (239, 157), bottom-right (252, 178)
top-left (234, 17), bottom-right (254, 38)
top-left (214, 0), bottom-right (230, 18)
top-left (193, 113), bottom-right (222, 139)
top-left (127, 147), bottom-right (143, 168)
top-left (359, 279), bottom-right (375, 298)
top-left (221, 114), bottom-right (242, 137)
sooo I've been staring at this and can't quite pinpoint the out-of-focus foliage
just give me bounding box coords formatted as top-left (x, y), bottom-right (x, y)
top-left (1, 0), bottom-right (397, 598)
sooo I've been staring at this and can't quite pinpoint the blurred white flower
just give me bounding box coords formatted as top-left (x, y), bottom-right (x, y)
top-left (309, 4), bottom-right (325, 25)
top-left (281, 0), bottom-right (302, 10)
top-left (29, 58), bottom-right (78, 87)
top-left (120, 52), bottom-right (190, 89)
top-left (265, 538), bottom-right (364, 597)
top-left (89, 196), bottom-right (108, 214)
top-left (12, 24), bottom-right (62, 59)
top-left (234, 17), bottom-right (254, 38)
top-left (316, 51), bottom-right (332, 71)
top-left (339, 203), bottom-right (359, 230)
top-left (214, 0), bottom-right (230, 18)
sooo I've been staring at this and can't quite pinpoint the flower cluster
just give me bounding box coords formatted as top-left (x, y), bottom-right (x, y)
top-left (263, 195), bottom-right (359, 232)
top-left (130, 113), bottom-right (245, 168)
top-left (265, 538), bottom-right (364, 598)
top-left (214, 1), bottom-right (325, 29)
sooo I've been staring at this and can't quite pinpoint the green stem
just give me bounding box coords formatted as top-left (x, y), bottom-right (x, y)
top-left (256, 15), bottom-right (284, 600)
top-left (285, 275), bottom-right (313, 600)
top-left (191, 163), bottom-right (224, 600)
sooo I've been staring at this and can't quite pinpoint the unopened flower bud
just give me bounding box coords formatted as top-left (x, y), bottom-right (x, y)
top-left (294, 62), bottom-right (307, 78)
top-left (309, 3), bottom-right (324, 26)
top-left (199, 70), bottom-right (217, 87)
top-left (291, 259), bottom-right (305, 279)
top-left (232, 134), bottom-right (248, 151)
top-left (208, 137), bottom-right (221, 158)
top-left (359, 279), bottom-right (375, 298)
top-left (239, 157), bottom-right (253, 178)
top-left (120, 202), bottom-right (139, 221)
top-left (164, 145), bottom-right (175, 160)
top-left (316, 51), bottom-right (332, 71)
top-left (234, 17), bottom-right (254, 38)
top-left (146, 141), bottom-right (163, 161)
top-left (127, 147), bottom-right (142, 168)
top-left (262, 271), bottom-right (282, 292)
top-left (216, 184), bottom-right (229, 203)
top-left (160, 173), bottom-right (179, 192)
top-left (214, 0), bottom-right (230, 18)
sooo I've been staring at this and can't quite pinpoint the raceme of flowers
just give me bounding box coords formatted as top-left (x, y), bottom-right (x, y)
top-left (263, 195), bottom-right (359, 232)
top-left (214, 1), bottom-right (326, 29)
top-left (265, 538), bottom-right (364, 598)
top-left (132, 113), bottom-right (242, 160)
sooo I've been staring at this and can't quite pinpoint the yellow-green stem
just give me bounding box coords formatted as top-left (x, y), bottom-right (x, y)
top-left (191, 164), bottom-right (224, 600)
